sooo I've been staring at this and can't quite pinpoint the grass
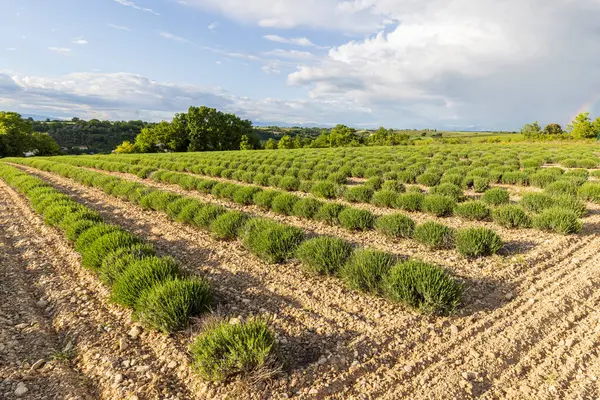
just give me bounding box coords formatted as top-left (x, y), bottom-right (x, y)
top-left (395, 192), bottom-right (424, 212)
top-left (74, 224), bottom-right (124, 253)
top-left (80, 231), bottom-right (142, 271)
top-left (343, 186), bottom-right (374, 203)
top-left (578, 182), bottom-right (600, 203)
top-left (340, 249), bottom-right (397, 294)
top-left (241, 218), bottom-right (304, 263)
top-left (520, 192), bottom-right (554, 213)
top-left (371, 190), bottom-right (399, 208)
top-left (210, 211), bottom-right (248, 240)
top-left (296, 236), bottom-right (353, 275)
top-left (190, 317), bottom-right (278, 382)
top-left (430, 183), bottom-right (464, 201)
top-left (481, 188), bottom-right (510, 206)
top-left (314, 203), bottom-right (346, 225)
top-left (383, 260), bottom-right (462, 315)
top-left (193, 204), bottom-right (227, 229)
top-left (136, 278), bottom-right (212, 333)
top-left (492, 205), bottom-right (532, 228)
top-left (232, 186), bottom-right (262, 205)
top-left (413, 222), bottom-right (455, 249)
top-left (532, 207), bottom-right (582, 235)
top-left (253, 190), bottom-right (283, 209)
top-left (338, 208), bottom-right (375, 231)
top-left (310, 181), bottom-right (338, 199)
top-left (270, 193), bottom-right (300, 215)
top-left (455, 227), bottom-right (503, 257)
top-left (374, 213), bottom-right (415, 239)
top-left (421, 195), bottom-right (455, 217)
top-left (454, 201), bottom-right (490, 221)
top-left (292, 197), bottom-right (323, 218)
top-left (110, 256), bottom-right (181, 307)
top-left (99, 243), bottom-right (156, 286)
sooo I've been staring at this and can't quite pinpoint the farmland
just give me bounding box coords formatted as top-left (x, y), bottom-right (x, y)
top-left (2, 141), bottom-right (600, 399)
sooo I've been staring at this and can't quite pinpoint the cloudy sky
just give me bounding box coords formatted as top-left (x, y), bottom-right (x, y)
top-left (1, 0), bottom-right (599, 130)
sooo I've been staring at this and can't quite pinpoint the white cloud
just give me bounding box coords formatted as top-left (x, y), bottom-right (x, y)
top-left (48, 47), bottom-right (72, 55)
top-left (6, 47), bottom-right (17, 51)
top-left (263, 34), bottom-right (324, 48)
top-left (286, 0), bottom-right (600, 128)
top-left (158, 31), bottom-right (191, 43)
top-left (208, 21), bottom-right (219, 31)
top-left (0, 71), bottom-right (368, 125)
top-left (108, 23), bottom-right (131, 31)
top-left (113, 0), bottom-right (159, 15)
top-left (72, 37), bottom-right (88, 45)
top-left (263, 49), bottom-right (314, 60)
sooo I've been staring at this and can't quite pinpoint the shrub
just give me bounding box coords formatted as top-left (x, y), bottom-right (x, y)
top-left (338, 208), bottom-right (375, 231)
top-left (440, 173), bottom-right (463, 187)
top-left (492, 205), bottom-right (532, 228)
top-left (422, 195), bottom-right (455, 217)
top-left (296, 236), bottom-right (353, 275)
top-left (375, 214), bottom-right (415, 239)
top-left (327, 172), bottom-right (347, 185)
top-left (364, 177), bottom-right (383, 191)
top-left (99, 243), bottom-right (156, 286)
top-left (532, 207), bottom-right (582, 235)
top-left (136, 278), bottom-right (212, 333)
top-left (166, 198), bottom-right (195, 219)
top-left (431, 183), bottom-right (464, 201)
top-left (481, 188), bottom-right (510, 205)
top-left (545, 181), bottom-right (577, 197)
top-left (232, 186), bottom-right (261, 205)
top-left (530, 171), bottom-right (557, 188)
top-left (413, 222), bottom-right (455, 249)
top-left (111, 256), bottom-right (181, 307)
top-left (176, 201), bottom-right (205, 224)
top-left (196, 180), bottom-right (218, 193)
top-left (65, 220), bottom-right (98, 242)
top-left (416, 173), bottom-right (441, 187)
top-left (270, 193), bottom-right (299, 215)
top-left (454, 201), bottom-right (490, 221)
top-left (553, 194), bottom-right (587, 218)
top-left (43, 203), bottom-right (85, 226)
top-left (210, 211), bottom-right (248, 240)
top-left (193, 205), bottom-right (227, 229)
top-left (190, 318), bottom-right (277, 382)
top-left (310, 181), bottom-right (338, 199)
top-left (520, 192), bottom-right (554, 213)
top-left (578, 182), bottom-right (600, 203)
top-left (455, 228), bottom-right (503, 257)
top-left (501, 171), bottom-right (529, 186)
top-left (292, 197), bottom-right (323, 219)
top-left (139, 191), bottom-right (179, 211)
top-left (253, 190), bottom-right (283, 210)
top-left (314, 203), bottom-right (346, 225)
top-left (383, 260), bottom-right (462, 315)
top-left (340, 250), bottom-right (396, 294)
top-left (395, 192), bottom-right (424, 212)
top-left (75, 224), bottom-right (123, 253)
top-left (343, 186), bottom-right (374, 203)
top-left (241, 219), bottom-right (304, 263)
top-left (381, 180), bottom-right (406, 193)
top-left (371, 190), bottom-right (399, 208)
top-left (80, 231), bottom-right (142, 271)
top-left (278, 176), bottom-right (300, 191)
top-left (472, 177), bottom-right (489, 193)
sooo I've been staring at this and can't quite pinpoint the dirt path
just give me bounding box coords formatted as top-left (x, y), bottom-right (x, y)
top-left (10, 164), bottom-right (600, 399)
top-left (0, 180), bottom-right (205, 400)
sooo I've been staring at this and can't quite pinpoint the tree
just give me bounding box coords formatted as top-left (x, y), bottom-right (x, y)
top-left (329, 124), bottom-right (358, 147)
top-left (293, 135), bottom-right (303, 149)
top-left (520, 121), bottom-right (542, 139)
top-left (115, 140), bottom-right (138, 154)
top-left (239, 134), bottom-right (253, 150)
top-left (30, 132), bottom-right (60, 155)
top-left (278, 135), bottom-right (294, 149)
top-left (265, 138), bottom-right (277, 149)
top-left (569, 112), bottom-right (595, 139)
top-left (0, 111), bottom-right (33, 157)
top-left (186, 106), bottom-right (253, 152)
top-left (543, 123), bottom-right (563, 136)
top-left (593, 117), bottom-right (600, 138)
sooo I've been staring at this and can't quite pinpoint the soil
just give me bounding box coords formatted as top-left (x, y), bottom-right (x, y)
top-left (2, 163), bottom-right (600, 399)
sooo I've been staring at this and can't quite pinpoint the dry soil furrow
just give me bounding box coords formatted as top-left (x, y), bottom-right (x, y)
top-left (390, 253), bottom-right (600, 399)
top-left (0, 193), bottom-right (96, 400)
top-left (314, 233), bottom-right (600, 398)
top-left (16, 165), bottom-right (443, 383)
top-left (0, 180), bottom-right (205, 400)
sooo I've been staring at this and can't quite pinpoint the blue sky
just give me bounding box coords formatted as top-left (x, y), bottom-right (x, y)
top-left (1, 0), bottom-right (600, 130)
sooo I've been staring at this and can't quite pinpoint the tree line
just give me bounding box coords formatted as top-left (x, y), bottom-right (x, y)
top-left (521, 112), bottom-right (600, 140)
top-left (0, 112), bottom-right (60, 157)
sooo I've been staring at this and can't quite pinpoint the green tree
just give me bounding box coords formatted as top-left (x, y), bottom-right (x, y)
top-left (239, 134), bottom-right (253, 150)
top-left (265, 138), bottom-right (277, 149)
top-left (569, 112), bottom-right (596, 139)
top-left (30, 132), bottom-right (60, 155)
top-left (543, 123), bottom-right (563, 136)
top-left (520, 121), bottom-right (542, 139)
top-left (593, 117), bottom-right (600, 138)
top-left (329, 124), bottom-right (358, 147)
top-left (186, 106), bottom-right (253, 152)
top-left (115, 140), bottom-right (138, 154)
top-left (293, 135), bottom-right (303, 149)
top-left (0, 112), bottom-right (33, 157)
top-left (278, 135), bottom-right (294, 149)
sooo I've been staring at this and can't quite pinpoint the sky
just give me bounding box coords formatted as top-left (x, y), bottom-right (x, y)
top-left (1, 0), bottom-right (600, 130)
